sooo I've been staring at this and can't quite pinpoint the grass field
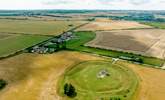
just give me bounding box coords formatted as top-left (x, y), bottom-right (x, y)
top-left (87, 29), bottom-right (165, 59)
top-left (0, 19), bottom-right (85, 35)
top-left (142, 22), bottom-right (165, 29)
top-left (66, 31), bottom-right (164, 67)
top-left (58, 60), bottom-right (138, 100)
top-left (0, 34), bottom-right (50, 57)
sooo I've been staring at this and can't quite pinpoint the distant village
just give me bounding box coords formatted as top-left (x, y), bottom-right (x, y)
top-left (27, 32), bottom-right (75, 54)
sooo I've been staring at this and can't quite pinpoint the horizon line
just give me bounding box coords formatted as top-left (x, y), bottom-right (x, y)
top-left (0, 9), bottom-right (165, 11)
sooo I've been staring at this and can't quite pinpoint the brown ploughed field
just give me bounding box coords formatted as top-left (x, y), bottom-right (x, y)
top-left (86, 29), bottom-right (165, 59)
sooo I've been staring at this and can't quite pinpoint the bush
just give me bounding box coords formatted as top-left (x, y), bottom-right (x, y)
top-left (0, 79), bottom-right (7, 90)
top-left (64, 83), bottom-right (77, 98)
top-left (68, 24), bottom-right (73, 27)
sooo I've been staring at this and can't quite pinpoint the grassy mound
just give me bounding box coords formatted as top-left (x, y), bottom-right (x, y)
top-left (58, 60), bottom-right (139, 100)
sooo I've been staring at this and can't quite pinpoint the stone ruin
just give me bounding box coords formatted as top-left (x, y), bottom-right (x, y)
top-left (97, 69), bottom-right (110, 79)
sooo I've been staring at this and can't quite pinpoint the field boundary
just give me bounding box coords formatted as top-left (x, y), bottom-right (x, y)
top-left (0, 32), bottom-right (55, 37)
top-left (0, 22), bottom-right (90, 60)
top-left (93, 27), bottom-right (155, 32)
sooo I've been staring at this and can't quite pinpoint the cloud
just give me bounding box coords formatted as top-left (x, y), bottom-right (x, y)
top-left (43, 0), bottom-right (73, 5)
top-left (0, 0), bottom-right (165, 10)
top-left (42, 0), bottom-right (158, 9)
top-left (42, 0), bottom-right (103, 9)
top-left (129, 0), bottom-right (150, 5)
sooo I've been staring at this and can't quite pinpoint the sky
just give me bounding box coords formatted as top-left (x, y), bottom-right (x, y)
top-left (0, 0), bottom-right (165, 10)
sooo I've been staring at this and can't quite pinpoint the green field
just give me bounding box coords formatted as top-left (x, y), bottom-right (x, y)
top-left (0, 34), bottom-right (50, 57)
top-left (66, 31), bottom-right (164, 67)
top-left (58, 60), bottom-right (139, 100)
top-left (142, 22), bottom-right (165, 29)
top-left (0, 19), bottom-right (85, 35)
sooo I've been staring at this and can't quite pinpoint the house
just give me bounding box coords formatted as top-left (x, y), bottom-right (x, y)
top-left (28, 32), bottom-right (74, 54)
top-left (30, 46), bottom-right (48, 54)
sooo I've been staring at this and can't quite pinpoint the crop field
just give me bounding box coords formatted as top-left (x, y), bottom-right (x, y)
top-left (76, 20), bottom-right (152, 31)
top-left (0, 34), bottom-right (50, 57)
top-left (87, 29), bottom-right (165, 59)
top-left (66, 31), bottom-right (164, 67)
top-left (0, 19), bottom-right (86, 35)
top-left (142, 22), bottom-right (165, 29)
top-left (0, 51), bottom-right (164, 100)
top-left (118, 61), bottom-right (165, 100)
top-left (0, 10), bottom-right (165, 100)
top-left (0, 33), bottom-right (13, 40)
top-left (58, 60), bottom-right (138, 100)
top-left (0, 51), bottom-right (103, 100)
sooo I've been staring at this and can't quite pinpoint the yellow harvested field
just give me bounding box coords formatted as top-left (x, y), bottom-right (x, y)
top-left (86, 29), bottom-right (165, 59)
top-left (0, 51), bottom-right (165, 100)
top-left (0, 33), bottom-right (13, 40)
top-left (77, 20), bottom-right (152, 31)
top-left (0, 51), bottom-right (102, 100)
top-left (0, 19), bottom-right (86, 35)
top-left (118, 61), bottom-right (165, 100)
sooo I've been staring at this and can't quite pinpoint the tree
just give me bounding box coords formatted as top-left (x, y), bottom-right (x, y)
top-left (56, 42), bottom-right (60, 51)
top-left (68, 24), bottom-right (73, 27)
top-left (64, 83), bottom-right (77, 97)
top-left (0, 79), bottom-right (7, 90)
top-left (61, 41), bottom-right (66, 49)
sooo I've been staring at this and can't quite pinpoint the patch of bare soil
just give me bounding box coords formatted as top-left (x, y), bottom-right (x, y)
top-left (86, 29), bottom-right (165, 58)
